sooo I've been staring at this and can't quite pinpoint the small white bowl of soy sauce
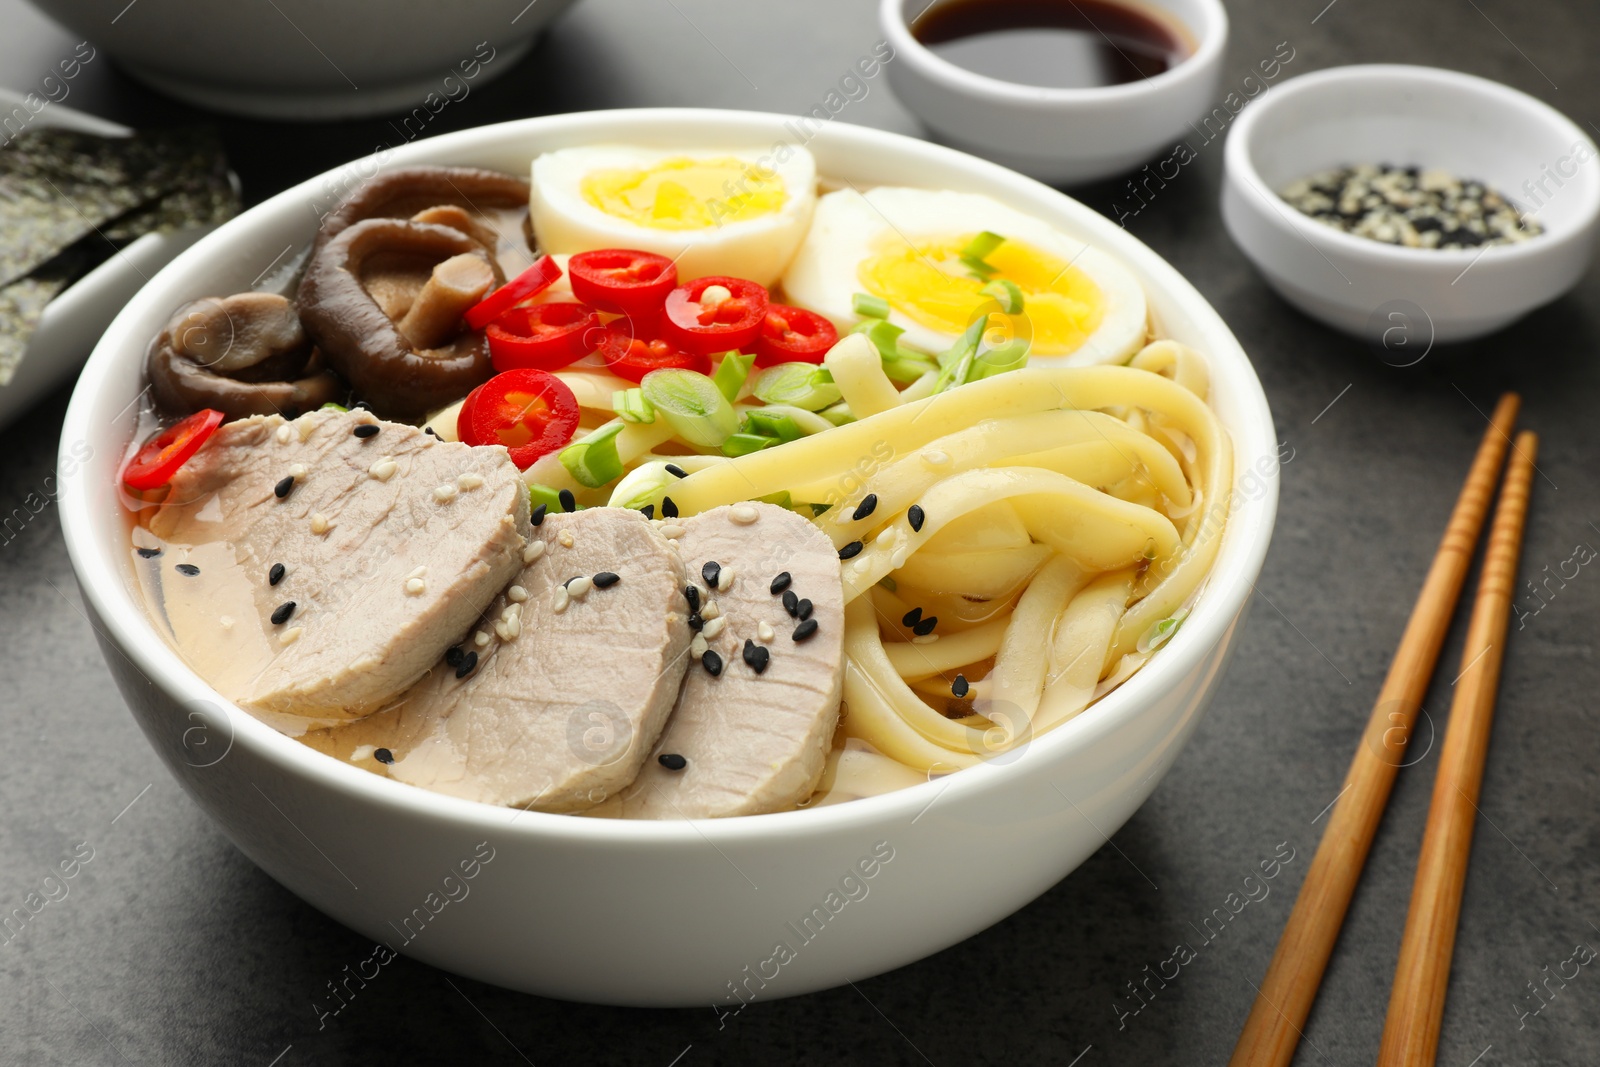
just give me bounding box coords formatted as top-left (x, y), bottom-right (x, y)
top-left (880, 0), bottom-right (1228, 186)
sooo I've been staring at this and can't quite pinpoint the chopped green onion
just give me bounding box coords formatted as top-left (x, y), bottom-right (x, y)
top-left (810, 502), bottom-right (832, 517)
top-left (640, 369), bottom-right (739, 448)
top-left (959, 254), bottom-right (998, 280)
top-left (721, 433), bottom-right (778, 457)
top-left (1136, 608), bottom-right (1189, 654)
top-left (320, 401), bottom-right (348, 412)
top-left (742, 409), bottom-right (804, 442)
top-left (750, 363), bottom-right (842, 411)
top-left (968, 339), bottom-right (1030, 381)
top-left (980, 279), bottom-right (1025, 314)
top-left (608, 461), bottom-right (676, 509)
top-left (933, 318), bottom-right (986, 393)
top-left (559, 420), bottom-right (626, 488)
top-left (852, 292), bottom-right (891, 319)
top-left (757, 490), bottom-right (793, 509)
top-left (711, 350), bottom-right (756, 403)
top-left (612, 388), bottom-right (656, 424)
top-left (962, 231), bottom-right (1006, 261)
top-left (819, 401), bottom-right (855, 426)
top-left (750, 404), bottom-right (833, 436)
top-left (850, 318), bottom-right (936, 383)
top-left (882, 351), bottom-right (937, 384)
top-left (529, 483), bottom-right (571, 513)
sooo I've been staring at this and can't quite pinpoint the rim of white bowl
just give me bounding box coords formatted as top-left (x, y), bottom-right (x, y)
top-left (879, 0), bottom-right (1229, 104)
top-left (1225, 63), bottom-right (1600, 265)
top-left (59, 108), bottom-right (1277, 847)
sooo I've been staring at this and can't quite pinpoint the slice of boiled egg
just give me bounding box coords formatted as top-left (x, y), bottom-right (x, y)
top-left (782, 187), bottom-right (1147, 365)
top-left (530, 145), bottom-right (816, 288)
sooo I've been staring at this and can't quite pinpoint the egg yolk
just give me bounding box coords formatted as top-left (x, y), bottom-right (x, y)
top-left (582, 157), bottom-right (786, 231)
top-left (858, 234), bottom-right (1104, 355)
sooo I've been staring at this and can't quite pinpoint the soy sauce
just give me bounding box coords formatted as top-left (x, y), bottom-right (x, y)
top-left (912, 0), bottom-right (1191, 90)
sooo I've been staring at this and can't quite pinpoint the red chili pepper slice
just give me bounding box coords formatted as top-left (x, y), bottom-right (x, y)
top-left (460, 369), bottom-right (580, 469)
top-left (568, 249), bottom-right (678, 317)
top-left (463, 255), bottom-right (563, 331)
top-left (595, 320), bottom-right (711, 383)
top-left (455, 382), bottom-right (487, 442)
top-left (487, 302), bottom-right (602, 372)
top-left (660, 275), bottom-right (769, 355)
top-left (122, 408), bottom-right (225, 491)
top-left (754, 304), bottom-right (839, 366)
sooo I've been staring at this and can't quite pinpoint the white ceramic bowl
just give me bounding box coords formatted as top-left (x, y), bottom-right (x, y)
top-left (23, 0), bottom-right (578, 120)
top-left (1223, 64), bottom-right (1600, 347)
top-left (879, 0), bottom-right (1228, 185)
top-left (58, 109), bottom-right (1277, 1006)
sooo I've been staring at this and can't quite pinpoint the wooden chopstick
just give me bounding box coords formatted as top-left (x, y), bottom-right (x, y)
top-left (1376, 430), bottom-right (1538, 1066)
top-left (1228, 392), bottom-right (1521, 1067)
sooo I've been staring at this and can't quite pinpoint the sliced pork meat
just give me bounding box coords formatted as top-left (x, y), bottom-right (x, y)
top-left (302, 508), bottom-right (691, 812)
top-left (622, 503), bottom-right (845, 819)
top-left (146, 408), bottom-right (528, 720)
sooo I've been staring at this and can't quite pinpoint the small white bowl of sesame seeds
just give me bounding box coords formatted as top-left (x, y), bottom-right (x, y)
top-left (1222, 64), bottom-right (1600, 347)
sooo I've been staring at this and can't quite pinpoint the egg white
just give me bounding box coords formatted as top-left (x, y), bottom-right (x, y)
top-left (529, 145), bottom-right (816, 288)
top-left (781, 187), bottom-right (1148, 365)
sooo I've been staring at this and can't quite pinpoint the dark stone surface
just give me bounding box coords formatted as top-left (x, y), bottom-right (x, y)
top-left (1, 0), bottom-right (1596, 1063)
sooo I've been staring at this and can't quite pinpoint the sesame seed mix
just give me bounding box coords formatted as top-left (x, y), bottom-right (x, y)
top-left (454, 650), bottom-right (478, 679)
top-left (273, 475), bottom-right (295, 499)
top-left (665, 463), bottom-right (688, 479)
top-left (852, 494), bottom-right (878, 521)
top-left (661, 496), bottom-right (679, 519)
top-left (690, 632), bottom-right (708, 658)
top-left (136, 546), bottom-right (162, 559)
top-left (175, 563), bottom-right (200, 576)
top-left (558, 488), bottom-right (576, 512)
top-left (683, 584), bottom-right (700, 612)
top-left (907, 505), bottom-right (926, 532)
top-left (368, 458), bottom-right (398, 482)
top-left (952, 674), bottom-right (969, 699)
top-left (531, 503), bottom-right (548, 527)
top-left (701, 561), bottom-right (721, 588)
top-left (902, 606), bottom-right (923, 627)
top-left (289, 463), bottom-right (308, 479)
top-left (445, 646), bottom-right (464, 668)
top-left (352, 400), bottom-right (373, 411)
top-left (782, 589), bottom-right (799, 616)
top-left (1282, 164), bottom-right (1542, 249)
top-left (770, 571), bottom-right (792, 594)
top-left (757, 620), bottom-right (775, 643)
top-left (742, 639), bottom-right (770, 674)
top-left (716, 566), bottom-right (735, 592)
top-left (522, 540), bottom-right (546, 565)
top-left (702, 616), bottom-right (727, 639)
top-left (433, 484), bottom-right (458, 503)
top-left (792, 618), bottom-right (819, 642)
top-left (353, 424), bottom-right (380, 439)
top-left (508, 585), bottom-right (528, 603)
top-left (374, 747), bottom-right (395, 764)
top-left (839, 540), bottom-right (864, 560)
top-left (270, 601), bottom-right (296, 625)
top-left (796, 598), bottom-right (813, 621)
top-left (688, 613), bottom-right (704, 631)
top-left (912, 615), bottom-right (938, 636)
top-left (639, 504), bottom-right (655, 520)
top-left (658, 752), bottom-right (688, 771)
top-left (702, 648), bottom-right (724, 676)
top-left (701, 601), bottom-right (721, 620)
top-left (566, 575), bottom-right (593, 598)
top-left (593, 571), bottom-right (620, 589)
top-left (551, 587), bottom-right (570, 614)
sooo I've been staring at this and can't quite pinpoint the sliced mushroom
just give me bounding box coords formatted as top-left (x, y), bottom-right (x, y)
top-left (297, 218), bottom-right (503, 420)
top-left (148, 293), bottom-right (345, 419)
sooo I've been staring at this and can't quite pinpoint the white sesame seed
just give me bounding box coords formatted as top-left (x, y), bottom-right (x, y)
top-left (660, 524), bottom-right (686, 539)
top-left (702, 616), bottom-right (726, 639)
top-left (297, 420), bottom-right (315, 442)
top-left (690, 633), bottom-right (708, 659)
top-left (730, 505), bottom-right (759, 524)
top-left (851, 557), bottom-right (871, 574)
top-left (716, 566), bottom-right (735, 592)
top-left (494, 621), bottom-right (511, 641)
top-left (502, 603), bottom-right (521, 622)
top-left (701, 600), bottom-right (721, 621)
top-left (220, 615), bottom-right (234, 630)
top-left (369, 458), bottom-right (398, 482)
top-left (911, 633), bottom-right (939, 645)
top-left (433, 484), bottom-right (458, 503)
top-left (473, 630), bottom-right (491, 648)
top-left (503, 616), bottom-right (521, 639)
top-left (566, 575), bottom-right (593, 598)
top-left (408, 565), bottom-right (428, 579)
top-left (558, 530), bottom-right (574, 548)
top-left (757, 621), bottom-right (775, 642)
top-left (551, 586), bottom-right (570, 613)
top-left (289, 463), bottom-right (308, 479)
top-left (700, 283), bottom-right (733, 309)
top-left (405, 577), bottom-right (426, 595)
top-left (890, 548), bottom-right (909, 570)
top-left (350, 654), bottom-right (381, 672)
top-left (921, 450), bottom-right (950, 466)
top-left (522, 540), bottom-right (546, 565)
top-left (352, 745), bottom-right (375, 761)
top-left (457, 473), bottom-right (484, 490)
top-left (875, 527), bottom-right (895, 544)
top-left (279, 626), bottom-right (303, 645)
top-left (310, 513), bottom-right (330, 535)
top-left (275, 425), bottom-right (292, 444)
top-left (507, 585), bottom-right (528, 603)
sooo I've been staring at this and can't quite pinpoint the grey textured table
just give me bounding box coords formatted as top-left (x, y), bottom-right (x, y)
top-left (2, 0), bottom-right (1596, 1063)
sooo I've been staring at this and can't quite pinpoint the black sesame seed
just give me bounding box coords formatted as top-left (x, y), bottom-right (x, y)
top-left (702, 649), bottom-right (724, 677)
top-left (353, 423), bottom-right (380, 439)
top-left (851, 494), bottom-right (878, 521)
top-left (769, 572), bottom-right (792, 595)
top-left (558, 488), bottom-right (575, 513)
top-left (274, 475), bottom-right (295, 499)
top-left (688, 613), bottom-right (704, 631)
top-left (782, 589), bottom-right (799, 616)
top-left (444, 646), bottom-right (464, 668)
top-left (902, 606), bottom-right (923, 627)
top-left (665, 463), bottom-right (688, 479)
top-left (658, 752), bottom-right (688, 771)
top-left (270, 601), bottom-right (296, 625)
top-left (683, 585), bottom-right (700, 611)
top-left (908, 505), bottom-right (925, 532)
top-left (352, 400), bottom-right (373, 412)
top-left (268, 562), bottom-right (286, 586)
top-left (952, 674), bottom-right (969, 699)
top-left (374, 747), bottom-right (394, 765)
top-left (797, 598), bottom-right (813, 621)
top-left (912, 615), bottom-right (938, 636)
top-left (593, 571), bottom-right (620, 589)
top-left (531, 503), bottom-right (548, 526)
top-left (792, 618), bottom-right (819, 642)
top-left (136, 546), bottom-right (162, 559)
top-left (455, 650), bottom-right (478, 679)
top-left (661, 495), bottom-right (679, 518)
top-left (839, 540), bottom-right (864, 560)
top-left (175, 563), bottom-right (200, 577)
top-left (742, 639), bottom-right (770, 674)
top-left (423, 426), bottom-right (439, 437)
top-left (701, 561), bottom-right (721, 588)
top-left (639, 504), bottom-right (655, 520)
top-left (564, 576), bottom-right (582, 589)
